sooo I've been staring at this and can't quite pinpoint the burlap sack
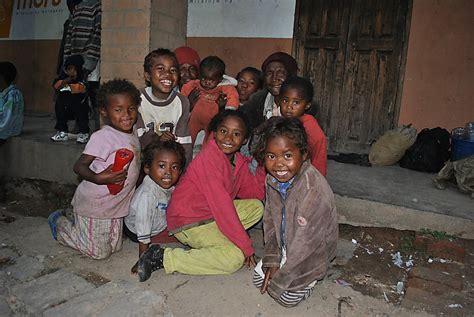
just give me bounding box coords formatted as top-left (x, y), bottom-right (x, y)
top-left (369, 125), bottom-right (417, 166)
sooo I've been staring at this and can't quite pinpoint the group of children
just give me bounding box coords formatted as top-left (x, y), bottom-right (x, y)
top-left (47, 47), bottom-right (337, 308)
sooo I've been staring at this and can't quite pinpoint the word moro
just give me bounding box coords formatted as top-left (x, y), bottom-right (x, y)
top-left (17, 0), bottom-right (62, 10)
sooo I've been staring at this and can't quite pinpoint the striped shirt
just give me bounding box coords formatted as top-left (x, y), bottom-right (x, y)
top-left (63, 0), bottom-right (101, 72)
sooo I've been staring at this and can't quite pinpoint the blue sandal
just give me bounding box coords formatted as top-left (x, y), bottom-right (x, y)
top-left (48, 210), bottom-right (63, 240)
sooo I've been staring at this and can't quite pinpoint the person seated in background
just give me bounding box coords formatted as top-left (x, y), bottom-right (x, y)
top-left (0, 62), bottom-right (24, 146)
top-left (51, 54), bottom-right (90, 144)
top-left (236, 66), bottom-right (263, 106)
top-left (174, 46), bottom-right (201, 90)
top-left (240, 52), bottom-right (298, 133)
top-left (278, 76), bottom-right (327, 176)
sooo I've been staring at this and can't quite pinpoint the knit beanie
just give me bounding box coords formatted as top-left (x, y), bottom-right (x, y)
top-left (64, 54), bottom-right (84, 68)
top-left (174, 46), bottom-right (201, 69)
top-left (261, 52), bottom-right (298, 76)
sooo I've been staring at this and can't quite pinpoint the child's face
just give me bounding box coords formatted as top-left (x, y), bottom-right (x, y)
top-left (264, 61), bottom-right (288, 96)
top-left (264, 135), bottom-right (307, 183)
top-left (179, 63), bottom-right (199, 87)
top-left (145, 150), bottom-right (181, 189)
top-left (237, 71), bottom-right (259, 102)
top-left (214, 116), bottom-right (248, 159)
top-left (279, 88), bottom-right (311, 118)
top-left (65, 65), bottom-right (77, 79)
top-left (145, 55), bottom-right (179, 99)
top-left (100, 94), bottom-right (138, 134)
top-left (200, 67), bottom-right (222, 91)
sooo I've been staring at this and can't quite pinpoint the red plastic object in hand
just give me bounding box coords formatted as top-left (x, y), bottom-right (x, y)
top-left (107, 148), bottom-right (134, 195)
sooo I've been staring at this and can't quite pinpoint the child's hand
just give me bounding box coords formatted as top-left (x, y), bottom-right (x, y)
top-left (244, 254), bottom-right (256, 269)
top-left (95, 164), bottom-right (128, 185)
top-left (159, 131), bottom-right (176, 142)
top-left (217, 92), bottom-right (228, 111)
top-left (261, 266), bottom-right (279, 294)
top-left (188, 87), bottom-right (201, 111)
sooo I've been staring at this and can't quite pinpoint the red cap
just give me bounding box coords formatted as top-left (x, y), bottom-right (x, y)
top-left (174, 46), bottom-right (201, 69)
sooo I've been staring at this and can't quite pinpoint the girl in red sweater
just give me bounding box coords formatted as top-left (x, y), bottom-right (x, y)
top-left (278, 76), bottom-right (328, 176)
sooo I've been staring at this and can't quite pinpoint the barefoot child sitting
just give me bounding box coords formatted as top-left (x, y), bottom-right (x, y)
top-left (136, 109), bottom-right (265, 282)
top-left (278, 76), bottom-right (327, 176)
top-left (125, 140), bottom-right (186, 267)
top-left (48, 79), bottom-right (142, 260)
top-left (252, 116), bottom-right (338, 307)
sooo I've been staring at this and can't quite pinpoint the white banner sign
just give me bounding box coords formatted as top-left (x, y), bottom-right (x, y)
top-left (187, 0), bottom-right (296, 38)
top-left (1, 0), bottom-right (69, 40)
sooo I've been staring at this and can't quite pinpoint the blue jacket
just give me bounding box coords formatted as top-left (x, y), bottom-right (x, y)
top-left (0, 85), bottom-right (24, 139)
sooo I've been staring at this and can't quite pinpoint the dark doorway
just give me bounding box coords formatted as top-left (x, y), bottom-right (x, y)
top-left (293, 0), bottom-right (412, 153)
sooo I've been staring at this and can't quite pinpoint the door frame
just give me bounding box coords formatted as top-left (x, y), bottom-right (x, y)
top-left (292, 0), bottom-right (414, 146)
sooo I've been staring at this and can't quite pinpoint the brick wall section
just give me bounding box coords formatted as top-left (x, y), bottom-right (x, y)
top-left (150, 0), bottom-right (187, 51)
top-left (101, 0), bottom-right (187, 89)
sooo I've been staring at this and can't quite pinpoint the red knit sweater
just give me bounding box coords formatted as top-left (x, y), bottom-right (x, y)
top-left (300, 114), bottom-right (328, 176)
top-left (166, 139), bottom-right (265, 256)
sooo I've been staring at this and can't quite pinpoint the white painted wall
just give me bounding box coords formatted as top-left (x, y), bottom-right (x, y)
top-left (187, 0), bottom-right (296, 38)
top-left (1, 0), bottom-right (69, 40)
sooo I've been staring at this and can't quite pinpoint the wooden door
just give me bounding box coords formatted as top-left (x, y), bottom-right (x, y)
top-left (293, 0), bottom-right (411, 153)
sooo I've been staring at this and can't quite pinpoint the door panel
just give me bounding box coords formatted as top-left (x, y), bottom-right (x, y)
top-left (293, 0), bottom-right (350, 147)
top-left (293, 0), bottom-right (411, 153)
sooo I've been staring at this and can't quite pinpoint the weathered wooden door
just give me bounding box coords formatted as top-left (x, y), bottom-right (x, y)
top-left (293, 0), bottom-right (411, 153)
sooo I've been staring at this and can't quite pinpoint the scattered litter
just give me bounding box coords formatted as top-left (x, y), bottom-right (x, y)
top-left (391, 252), bottom-right (414, 269)
top-left (428, 258), bottom-right (433, 263)
top-left (448, 304), bottom-right (463, 308)
top-left (351, 239), bottom-right (357, 244)
top-left (396, 282), bottom-right (404, 294)
top-left (1, 243), bottom-right (7, 247)
top-left (391, 252), bottom-right (404, 268)
top-left (378, 247), bottom-right (384, 253)
top-left (440, 258), bottom-right (447, 263)
top-left (383, 291), bottom-right (389, 302)
top-left (359, 245), bottom-right (374, 255)
top-left (355, 255), bottom-right (358, 258)
top-left (335, 279), bottom-right (352, 287)
top-left (412, 198), bottom-right (418, 203)
top-left (442, 271), bottom-right (450, 275)
top-left (8, 201), bottom-right (17, 205)
top-left (7, 271), bottom-right (11, 275)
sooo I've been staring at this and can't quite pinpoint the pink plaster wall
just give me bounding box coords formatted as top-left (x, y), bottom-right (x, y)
top-left (399, 0), bottom-right (474, 130)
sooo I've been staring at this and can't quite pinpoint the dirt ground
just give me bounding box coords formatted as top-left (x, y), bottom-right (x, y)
top-left (1, 178), bottom-right (472, 316)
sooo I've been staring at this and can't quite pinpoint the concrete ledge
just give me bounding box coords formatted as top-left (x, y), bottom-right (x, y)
top-left (0, 136), bottom-right (81, 184)
top-left (336, 194), bottom-right (474, 239)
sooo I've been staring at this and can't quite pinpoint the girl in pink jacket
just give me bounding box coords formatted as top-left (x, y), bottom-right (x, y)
top-left (135, 109), bottom-right (265, 282)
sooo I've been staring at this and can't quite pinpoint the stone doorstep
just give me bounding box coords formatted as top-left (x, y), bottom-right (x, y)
top-left (408, 267), bottom-right (463, 291)
top-left (3, 255), bottom-right (46, 282)
top-left (9, 269), bottom-right (95, 315)
top-left (43, 280), bottom-right (171, 317)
